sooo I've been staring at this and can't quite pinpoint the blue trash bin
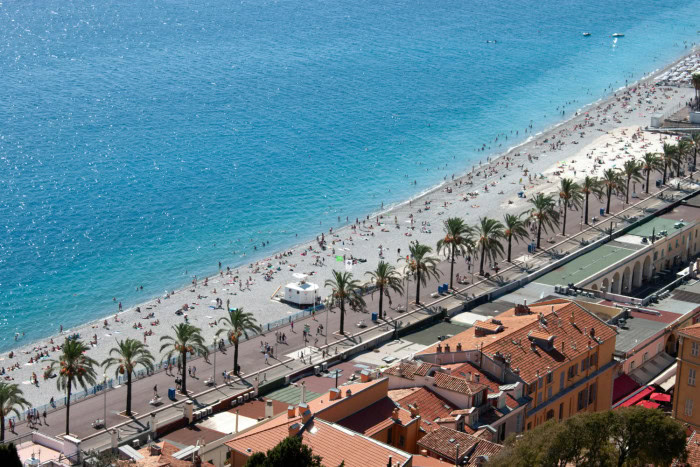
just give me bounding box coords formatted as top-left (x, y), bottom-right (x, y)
top-left (600, 208), bottom-right (605, 216)
top-left (443, 283), bottom-right (449, 291)
top-left (371, 312), bottom-right (378, 322)
top-left (168, 388), bottom-right (176, 400)
top-left (656, 179), bottom-right (662, 187)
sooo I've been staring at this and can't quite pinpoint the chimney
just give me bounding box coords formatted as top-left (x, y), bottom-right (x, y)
top-left (467, 371), bottom-right (472, 381)
top-left (437, 343), bottom-right (443, 353)
top-left (409, 404), bottom-right (420, 417)
top-left (265, 400), bottom-right (274, 419)
top-left (392, 408), bottom-right (400, 420)
top-left (360, 370), bottom-right (371, 382)
top-left (287, 405), bottom-right (296, 419)
top-left (298, 402), bottom-right (308, 416)
top-left (185, 400), bottom-right (194, 423)
top-left (150, 444), bottom-right (162, 456)
top-left (289, 422), bottom-right (301, 436)
top-left (329, 388), bottom-right (340, 401)
top-left (420, 449), bottom-right (428, 456)
top-left (346, 389), bottom-right (352, 397)
top-left (300, 383), bottom-right (307, 404)
top-left (301, 408), bottom-right (312, 424)
top-left (444, 343), bottom-right (451, 353)
top-left (456, 343), bottom-right (462, 351)
top-left (474, 373), bottom-right (480, 383)
top-left (387, 456), bottom-right (392, 467)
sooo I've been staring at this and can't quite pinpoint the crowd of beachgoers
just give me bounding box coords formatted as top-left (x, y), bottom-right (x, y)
top-left (3, 48), bottom-right (698, 407)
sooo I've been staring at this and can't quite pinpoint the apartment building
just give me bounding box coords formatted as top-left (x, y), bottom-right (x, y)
top-left (672, 323), bottom-right (700, 430)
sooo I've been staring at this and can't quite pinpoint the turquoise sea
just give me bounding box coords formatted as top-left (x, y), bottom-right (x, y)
top-left (0, 0), bottom-right (698, 351)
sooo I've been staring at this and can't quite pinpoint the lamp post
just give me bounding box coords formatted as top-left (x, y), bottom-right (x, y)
top-left (103, 373), bottom-right (108, 430)
top-left (324, 291), bottom-right (329, 346)
top-left (212, 338), bottom-right (216, 385)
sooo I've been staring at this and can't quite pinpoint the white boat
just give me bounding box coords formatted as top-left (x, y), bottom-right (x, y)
top-left (612, 33), bottom-right (624, 37)
top-left (583, 32), bottom-right (591, 37)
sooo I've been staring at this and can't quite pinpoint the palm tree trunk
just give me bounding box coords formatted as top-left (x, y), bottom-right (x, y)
top-left (65, 381), bottom-right (72, 435)
top-left (507, 236), bottom-right (512, 262)
top-left (536, 218), bottom-right (543, 249)
top-left (562, 203), bottom-right (567, 236)
top-left (378, 285), bottom-right (384, 320)
top-left (339, 300), bottom-right (345, 335)
top-left (625, 177), bottom-right (630, 204)
top-left (181, 351), bottom-right (187, 395)
top-left (693, 148), bottom-right (697, 180)
top-left (663, 161), bottom-right (668, 185)
top-left (645, 170), bottom-right (650, 194)
top-left (234, 341), bottom-right (239, 375)
top-left (126, 371), bottom-right (133, 415)
top-left (585, 192), bottom-right (590, 225)
top-left (479, 243), bottom-right (486, 276)
top-left (415, 271), bottom-right (421, 304)
top-left (606, 187), bottom-right (612, 214)
top-left (449, 245), bottom-right (455, 290)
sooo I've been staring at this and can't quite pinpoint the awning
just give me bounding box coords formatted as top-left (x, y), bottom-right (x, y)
top-left (613, 374), bottom-right (641, 403)
top-left (616, 386), bottom-right (654, 408)
top-left (636, 400), bottom-right (660, 409)
top-left (650, 392), bottom-right (671, 403)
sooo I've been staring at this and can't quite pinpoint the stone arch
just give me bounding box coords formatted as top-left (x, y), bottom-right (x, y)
top-left (621, 266), bottom-right (632, 293)
top-left (643, 256), bottom-right (652, 281)
top-left (632, 261), bottom-right (642, 288)
top-left (612, 272), bottom-right (621, 294)
top-left (602, 277), bottom-right (610, 292)
top-left (591, 284), bottom-right (599, 291)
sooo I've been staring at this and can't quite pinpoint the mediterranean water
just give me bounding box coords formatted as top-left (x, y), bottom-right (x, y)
top-left (1, 0), bottom-right (699, 351)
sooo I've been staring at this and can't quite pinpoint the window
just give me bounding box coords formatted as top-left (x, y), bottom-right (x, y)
top-left (685, 399), bottom-right (694, 417)
top-left (643, 352), bottom-right (648, 363)
top-left (654, 252), bottom-right (658, 260)
top-left (657, 342), bottom-right (663, 354)
top-left (676, 239), bottom-right (679, 247)
top-left (589, 383), bottom-right (597, 404)
top-left (516, 412), bottom-right (523, 431)
top-left (546, 372), bottom-right (553, 384)
top-left (568, 365), bottom-right (577, 379)
top-left (387, 427), bottom-right (392, 443)
top-left (559, 402), bottom-right (564, 420)
top-left (546, 409), bottom-right (555, 421)
top-left (590, 353), bottom-right (598, 367)
top-left (577, 388), bottom-right (588, 411)
top-left (527, 422), bottom-right (532, 431)
top-left (560, 371), bottom-right (565, 391)
top-left (537, 391), bottom-right (543, 405)
top-left (547, 387), bottom-right (552, 400)
top-left (528, 383), bottom-right (536, 394)
top-left (581, 358), bottom-right (588, 372)
top-left (690, 369), bottom-right (697, 387)
top-left (692, 342), bottom-right (699, 357)
top-left (399, 435), bottom-right (404, 447)
top-left (630, 361), bottom-right (636, 371)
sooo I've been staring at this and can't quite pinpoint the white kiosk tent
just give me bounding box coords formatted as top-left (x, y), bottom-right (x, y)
top-left (282, 273), bottom-right (320, 306)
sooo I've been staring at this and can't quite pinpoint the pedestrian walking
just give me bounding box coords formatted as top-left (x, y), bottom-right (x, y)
top-left (43, 410), bottom-right (47, 424)
top-left (265, 352), bottom-right (269, 365)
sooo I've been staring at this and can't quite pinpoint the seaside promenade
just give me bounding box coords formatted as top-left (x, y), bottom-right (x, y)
top-left (5, 172), bottom-right (696, 454)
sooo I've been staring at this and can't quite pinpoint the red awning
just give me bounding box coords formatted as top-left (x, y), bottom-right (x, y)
top-left (636, 400), bottom-right (660, 409)
top-left (617, 386), bottom-right (654, 408)
top-left (650, 392), bottom-right (672, 403)
top-left (613, 374), bottom-right (641, 403)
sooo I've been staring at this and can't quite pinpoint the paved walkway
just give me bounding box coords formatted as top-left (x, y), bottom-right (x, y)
top-left (5, 177), bottom-right (697, 453)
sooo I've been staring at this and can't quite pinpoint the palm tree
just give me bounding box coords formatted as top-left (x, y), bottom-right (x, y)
top-left (529, 193), bottom-right (560, 249)
top-left (692, 72), bottom-right (700, 110)
top-left (558, 178), bottom-right (583, 235)
top-left (325, 270), bottom-right (365, 335)
top-left (436, 217), bottom-right (474, 289)
top-left (622, 159), bottom-right (643, 204)
top-left (641, 152), bottom-right (662, 194)
top-left (691, 132), bottom-right (700, 177)
top-left (581, 176), bottom-right (603, 225)
top-left (677, 139), bottom-right (692, 176)
top-left (50, 338), bottom-right (98, 435)
top-left (216, 308), bottom-right (261, 375)
top-left (503, 213), bottom-right (529, 262)
top-left (601, 168), bottom-right (625, 214)
top-left (102, 338), bottom-right (155, 416)
top-left (160, 324), bottom-right (208, 395)
top-left (475, 217), bottom-right (505, 276)
top-left (661, 142), bottom-right (677, 185)
top-left (365, 261), bottom-right (403, 320)
top-left (0, 382), bottom-right (30, 442)
top-left (401, 242), bottom-right (440, 305)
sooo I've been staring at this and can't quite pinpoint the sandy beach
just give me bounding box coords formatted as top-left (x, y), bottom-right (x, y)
top-left (3, 48), bottom-right (698, 407)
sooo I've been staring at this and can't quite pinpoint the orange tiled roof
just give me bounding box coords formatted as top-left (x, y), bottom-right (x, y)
top-left (417, 427), bottom-right (480, 463)
top-left (133, 441), bottom-right (216, 467)
top-left (417, 305), bottom-right (557, 355)
top-left (413, 454), bottom-right (454, 466)
top-left (307, 379), bottom-right (384, 414)
top-left (474, 320), bottom-right (503, 332)
top-left (448, 362), bottom-right (520, 409)
top-left (680, 323), bottom-right (700, 340)
top-left (383, 361), bottom-right (438, 380)
top-left (226, 418), bottom-right (411, 467)
top-left (465, 437), bottom-right (504, 466)
top-left (482, 302), bottom-right (617, 384)
top-left (433, 372), bottom-right (487, 396)
top-left (528, 330), bottom-right (553, 341)
top-left (337, 397), bottom-right (414, 436)
top-left (390, 387), bottom-right (458, 433)
top-left (674, 430), bottom-right (700, 466)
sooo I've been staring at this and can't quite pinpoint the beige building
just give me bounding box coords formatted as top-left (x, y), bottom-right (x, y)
top-left (672, 323), bottom-right (700, 430)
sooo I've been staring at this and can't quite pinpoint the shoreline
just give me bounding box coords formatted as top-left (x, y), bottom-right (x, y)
top-left (3, 45), bottom-right (698, 406)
